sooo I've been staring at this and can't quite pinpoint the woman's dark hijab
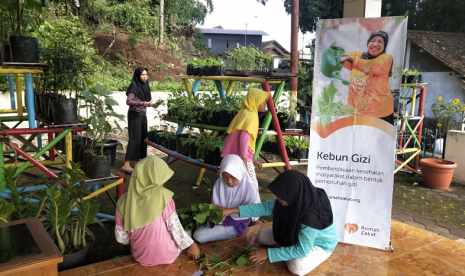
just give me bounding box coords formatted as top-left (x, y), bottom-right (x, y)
top-left (361, 30), bottom-right (392, 76)
top-left (268, 170), bottom-right (333, 247)
top-left (126, 67), bottom-right (151, 101)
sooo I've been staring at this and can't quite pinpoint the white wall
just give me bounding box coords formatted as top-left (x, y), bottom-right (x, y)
top-left (404, 72), bottom-right (465, 119)
top-left (444, 130), bottom-right (465, 185)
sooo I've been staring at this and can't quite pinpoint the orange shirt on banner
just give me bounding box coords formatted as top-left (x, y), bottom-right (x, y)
top-left (343, 51), bottom-right (393, 118)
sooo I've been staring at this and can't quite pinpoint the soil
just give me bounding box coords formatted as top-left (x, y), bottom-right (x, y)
top-left (92, 31), bottom-right (186, 82)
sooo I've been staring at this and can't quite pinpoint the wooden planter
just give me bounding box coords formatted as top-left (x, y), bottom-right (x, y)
top-left (420, 158), bottom-right (457, 190)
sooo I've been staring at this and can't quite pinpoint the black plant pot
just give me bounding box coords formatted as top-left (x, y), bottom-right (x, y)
top-left (402, 74), bottom-right (422, 84)
top-left (51, 98), bottom-right (79, 125)
top-left (34, 93), bottom-right (41, 115)
top-left (219, 110), bottom-right (232, 127)
top-left (210, 66), bottom-right (222, 76)
top-left (293, 148), bottom-right (309, 159)
top-left (9, 36), bottom-right (40, 63)
top-left (58, 246), bottom-right (89, 271)
top-left (169, 139), bottom-right (177, 151)
top-left (147, 131), bottom-right (157, 142)
top-left (1, 41), bottom-right (11, 63)
top-left (271, 143), bottom-right (279, 154)
top-left (40, 94), bottom-right (50, 120)
top-left (186, 64), bottom-right (194, 75)
top-left (93, 139), bottom-right (120, 165)
top-left (204, 150), bottom-right (215, 165)
top-left (277, 112), bottom-right (295, 130)
top-left (88, 154), bottom-right (111, 179)
top-left (204, 66), bottom-right (211, 76)
top-left (213, 148), bottom-right (222, 166)
top-left (195, 67), bottom-right (205, 76)
top-left (176, 134), bottom-right (189, 153)
top-left (211, 111), bottom-right (221, 126)
top-left (82, 150), bottom-right (93, 174)
top-left (181, 143), bottom-right (190, 156)
top-left (190, 143), bottom-right (199, 159)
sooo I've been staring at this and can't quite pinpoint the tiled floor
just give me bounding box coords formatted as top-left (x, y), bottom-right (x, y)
top-left (60, 221), bottom-right (465, 276)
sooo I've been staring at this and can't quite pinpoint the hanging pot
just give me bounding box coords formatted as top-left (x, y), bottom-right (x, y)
top-left (420, 158), bottom-right (457, 190)
top-left (51, 98), bottom-right (79, 125)
top-left (9, 36), bottom-right (40, 63)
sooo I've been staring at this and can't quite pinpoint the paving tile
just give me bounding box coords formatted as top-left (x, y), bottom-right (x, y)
top-left (440, 233), bottom-right (462, 241)
top-left (425, 224), bottom-right (450, 235)
top-left (440, 192), bottom-right (459, 198)
top-left (58, 267), bottom-right (87, 276)
top-left (449, 227), bottom-right (465, 237)
top-left (402, 220), bottom-right (426, 229)
top-left (412, 216), bottom-right (431, 225)
top-left (392, 213), bottom-right (413, 221)
top-left (436, 220), bottom-right (460, 230)
top-left (401, 210), bottom-right (423, 218)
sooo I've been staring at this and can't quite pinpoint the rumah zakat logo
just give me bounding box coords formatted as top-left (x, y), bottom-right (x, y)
top-left (344, 223), bottom-right (359, 234)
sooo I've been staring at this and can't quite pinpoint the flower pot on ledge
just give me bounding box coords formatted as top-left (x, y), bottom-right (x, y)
top-left (420, 158), bottom-right (457, 190)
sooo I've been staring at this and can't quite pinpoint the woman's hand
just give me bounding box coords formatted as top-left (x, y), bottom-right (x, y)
top-left (150, 103), bottom-right (159, 108)
top-left (187, 242), bottom-right (200, 260)
top-left (141, 101), bottom-right (150, 107)
top-left (340, 53), bottom-right (353, 63)
top-left (253, 159), bottom-right (263, 170)
top-left (249, 248), bottom-right (269, 264)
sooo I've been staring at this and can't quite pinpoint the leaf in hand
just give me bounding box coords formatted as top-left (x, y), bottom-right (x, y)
top-left (210, 209), bottom-right (223, 224)
top-left (194, 211), bottom-right (209, 224)
top-left (244, 245), bottom-right (254, 255)
top-left (213, 245), bottom-right (221, 253)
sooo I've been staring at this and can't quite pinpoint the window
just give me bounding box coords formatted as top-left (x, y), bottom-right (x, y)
top-left (226, 40), bottom-right (229, 49)
top-left (208, 38), bottom-right (212, 49)
top-left (236, 41), bottom-right (240, 48)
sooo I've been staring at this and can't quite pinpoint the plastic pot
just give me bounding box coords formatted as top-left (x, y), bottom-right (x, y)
top-left (186, 64), bottom-right (194, 75)
top-left (176, 134), bottom-right (189, 153)
top-left (93, 139), bottom-right (120, 165)
top-left (58, 246), bottom-right (89, 271)
top-left (88, 154), bottom-right (111, 179)
top-left (9, 36), bottom-right (39, 63)
top-left (51, 98), bottom-right (79, 125)
top-left (420, 158), bottom-right (457, 190)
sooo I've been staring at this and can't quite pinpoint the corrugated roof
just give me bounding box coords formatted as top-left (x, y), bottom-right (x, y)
top-left (201, 28), bottom-right (268, 36)
top-left (262, 40), bottom-right (290, 56)
top-left (407, 30), bottom-right (465, 75)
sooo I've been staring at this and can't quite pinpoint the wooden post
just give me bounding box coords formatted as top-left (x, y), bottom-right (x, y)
top-left (159, 0), bottom-right (164, 45)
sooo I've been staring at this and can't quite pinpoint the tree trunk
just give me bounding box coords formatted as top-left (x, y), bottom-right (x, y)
top-left (159, 0), bottom-right (164, 45)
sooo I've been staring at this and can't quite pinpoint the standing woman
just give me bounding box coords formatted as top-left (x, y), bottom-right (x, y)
top-left (121, 67), bottom-right (158, 174)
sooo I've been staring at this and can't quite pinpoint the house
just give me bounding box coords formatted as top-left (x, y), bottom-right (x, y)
top-left (201, 28), bottom-right (268, 55)
top-left (404, 30), bottom-right (465, 119)
top-left (262, 40), bottom-right (290, 69)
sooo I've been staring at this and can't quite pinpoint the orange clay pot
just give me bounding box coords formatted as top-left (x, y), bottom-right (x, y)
top-left (420, 158), bottom-right (457, 190)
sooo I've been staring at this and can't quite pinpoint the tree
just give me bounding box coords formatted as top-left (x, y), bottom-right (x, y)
top-left (256, 0), bottom-right (343, 33)
top-left (382, 0), bottom-right (465, 33)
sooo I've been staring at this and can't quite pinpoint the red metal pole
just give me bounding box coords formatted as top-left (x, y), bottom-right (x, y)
top-left (413, 85), bottom-right (426, 171)
top-left (48, 133), bottom-right (55, 161)
top-left (395, 159), bottom-right (418, 174)
top-left (290, 0), bottom-right (299, 111)
top-left (262, 82), bottom-right (291, 170)
top-left (4, 141), bottom-right (58, 179)
top-left (116, 172), bottom-right (125, 201)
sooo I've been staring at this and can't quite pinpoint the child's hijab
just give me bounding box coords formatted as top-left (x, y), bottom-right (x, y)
top-left (116, 156), bottom-right (174, 231)
top-left (212, 154), bottom-right (261, 220)
top-left (226, 88), bottom-right (269, 153)
top-left (268, 170), bottom-right (334, 246)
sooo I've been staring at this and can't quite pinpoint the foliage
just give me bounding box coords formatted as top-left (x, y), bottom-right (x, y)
top-left (36, 161), bottom-right (103, 253)
top-left (176, 203), bottom-right (223, 231)
top-left (0, 0), bottom-right (43, 37)
top-left (283, 0), bottom-right (344, 33)
top-left (225, 45), bottom-right (273, 71)
top-left (431, 96), bottom-right (465, 132)
top-left (196, 244), bottom-right (254, 275)
top-left (382, 0), bottom-right (465, 32)
top-left (79, 83), bottom-right (125, 155)
top-left (297, 59), bottom-right (314, 101)
top-left (165, 0), bottom-right (213, 26)
top-left (32, 16), bottom-right (101, 93)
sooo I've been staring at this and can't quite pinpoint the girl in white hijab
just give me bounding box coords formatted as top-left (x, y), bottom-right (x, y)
top-left (193, 154), bottom-right (261, 243)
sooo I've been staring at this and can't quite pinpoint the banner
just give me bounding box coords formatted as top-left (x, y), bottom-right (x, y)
top-left (308, 17), bottom-right (408, 250)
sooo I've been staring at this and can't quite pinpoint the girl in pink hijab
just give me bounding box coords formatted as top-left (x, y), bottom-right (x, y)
top-left (193, 154), bottom-right (261, 243)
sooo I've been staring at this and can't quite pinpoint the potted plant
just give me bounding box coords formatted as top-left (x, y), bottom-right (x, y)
top-left (420, 96), bottom-right (464, 189)
top-left (79, 83), bottom-right (125, 178)
top-left (34, 161), bottom-right (103, 271)
top-left (402, 67), bottom-right (422, 84)
top-left (1, 0), bottom-right (43, 63)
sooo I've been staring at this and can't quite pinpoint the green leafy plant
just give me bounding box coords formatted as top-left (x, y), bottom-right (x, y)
top-left (196, 244), bottom-right (254, 275)
top-left (314, 81), bottom-right (350, 126)
top-left (1, 0), bottom-right (43, 37)
top-left (176, 203), bottom-right (223, 231)
top-left (79, 83), bottom-right (125, 156)
top-left (34, 161), bottom-right (103, 254)
top-left (225, 44), bottom-right (272, 71)
top-left (432, 96), bottom-right (465, 132)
